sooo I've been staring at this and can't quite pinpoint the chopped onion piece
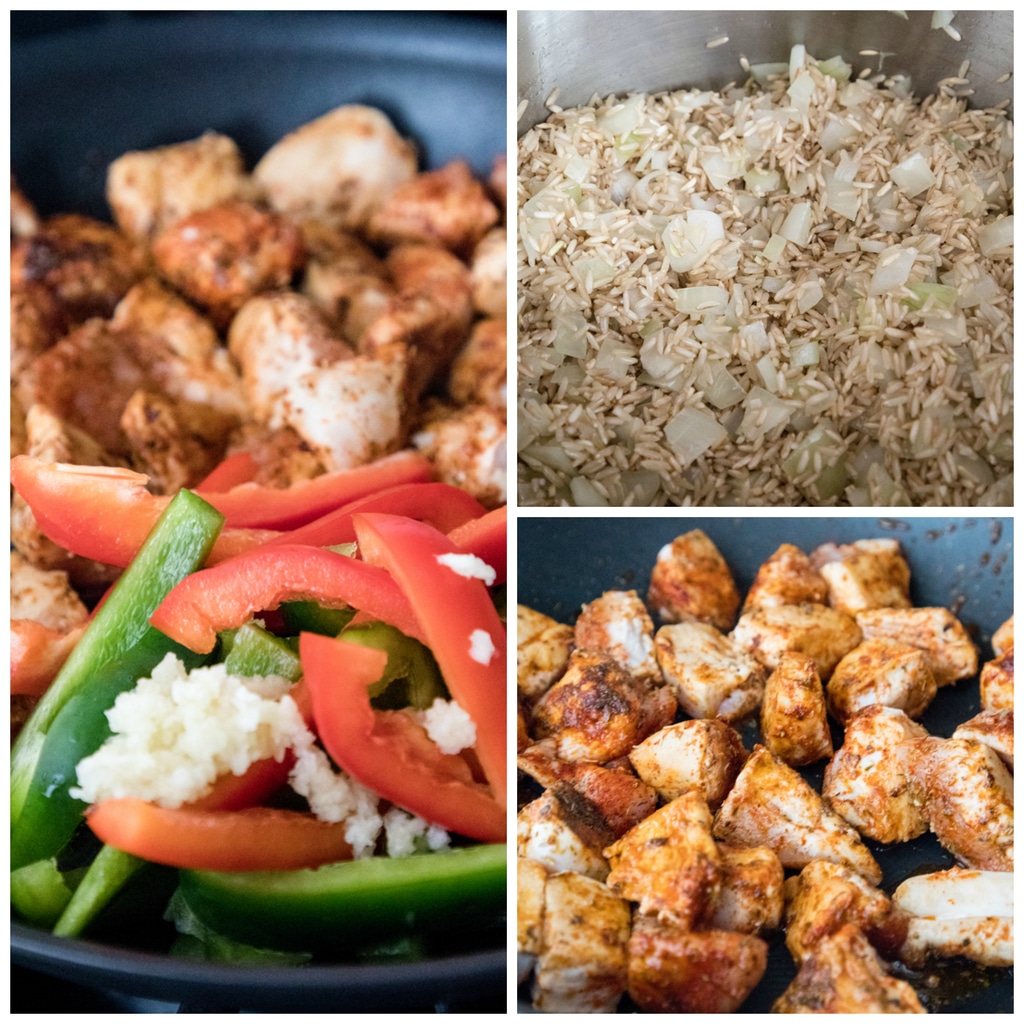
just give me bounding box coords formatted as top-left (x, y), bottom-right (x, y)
top-left (782, 424), bottom-right (848, 501)
top-left (522, 444), bottom-right (576, 474)
top-left (551, 312), bottom-right (590, 357)
top-left (904, 282), bottom-right (958, 311)
top-left (779, 202), bottom-right (814, 246)
top-left (563, 153), bottom-right (592, 183)
top-left (797, 280), bottom-right (824, 313)
top-left (744, 166), bottom-right (781, 195)
top-left (700, 150), bottom-right (747, 189)
top-left (576, 257), bottom-right (617, 288)
top-left (748, 62), bottom-right (789, 86)
top-left (665, 408), bottom-right (727, 465)
top-left (570, 477), bottom-right (610, 507)
top-left (740, 387), bottom-right (791, 439)
top-left (978, 216), bottom-right (1013, 256)
top-left (675, 285), bottom-right (729, 315)
top-left (662, 209), bottom-right (725, 273)
top-left (868, 246), bottom-right (917, 295)
top-left (763, 233), bottom-right (787, 261)
top-left (598, 94), bottom-right (644, 137)
top-left (790, 340), bottom-right (820, 367)
top-left (756, 354), bottom-right (781, 392)
top-left (698, 364), bottom-right (746, 409)
top-left (787, 73), bottom-right (815, 116)
top-left (789, 43), bottom-right (806, 81)
top-left (611, 168), bottom-right (639, 204)
top-left (620, 469), bottom-right (662, 505)
top-left (817, 55), bottom-right (852, 82)
top-left (890, 151), bottom-right (936, 197)
top-left (593, 336), bottom-right (636, 380)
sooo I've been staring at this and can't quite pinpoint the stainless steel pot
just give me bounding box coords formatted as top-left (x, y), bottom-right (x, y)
top-left (518, 10), bottom-right (1012, 132)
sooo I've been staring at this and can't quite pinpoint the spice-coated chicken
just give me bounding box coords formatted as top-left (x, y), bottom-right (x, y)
top-left (759, 651), bottom-right (832, 766)
top-left (516, 605), bottom-right (573, 703)
top-left (575, 589), bottom-right (662, 686)
top-left (810, 538), bottom-right (912, 617)
top-left (707, 843), bottom-right (784, 935)
top-left (826, 637), bottom-right (937, 724)
top-left (953, 708), bottom-right (1013, 769)
top-left (741, 542), bottom-right (828, 612)
top-left (646, 529), bottom-right (740, 631)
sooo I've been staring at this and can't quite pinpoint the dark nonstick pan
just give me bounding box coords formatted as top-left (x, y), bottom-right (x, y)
top-left (518, 515), bottom-right (1013, 1013)
top-left (11, 11), bottom-right (507, 1012)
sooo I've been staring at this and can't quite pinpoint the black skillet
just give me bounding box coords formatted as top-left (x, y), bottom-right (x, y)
top-left (11, 11), bottom-right (507, 1012)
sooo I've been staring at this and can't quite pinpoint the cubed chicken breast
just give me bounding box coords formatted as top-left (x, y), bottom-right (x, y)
top-left (826, 637), bottom-right (937, 724)
top-left (110, 278), bottom-right (221, 363)
top-left (469, 226), bottom-right (507, 318)
top-left (517, 858), bottom-right (548, 985)
top-left (646, 529), bottom-right (740, 631)
top-left (760, 651), bottom-right (833, 767)
top-left (575, 589), bottom-right (661, 685)
top-left (11, 550), bottom-right (89, 632)
top-left (531, 871), bottom-right (631, 1013)
top-left (714, 745), bottom-right (882, 885)
top-left (992, 614), bottom-right (1013, 656)
top-left (517, 789), bottom-right (610, 881)
top-left (953, 709), bottom-right (1013, 770)
top-left (654, 621), bottom-right (765, 722)
top-left (811, 538), bottom-right (911, 617)
top-left (855, 607), bottom-right (978, 687)
top-left (448, 317), bottom-right (506, 412)
top-left (517, 605), bottom-right (574, 702)
top-left (980, 648), bottom-right (1013, 711)
top-left (742, 543), bottom-right (828, 612)
top-left (707, 843), bottom-right (785, 935)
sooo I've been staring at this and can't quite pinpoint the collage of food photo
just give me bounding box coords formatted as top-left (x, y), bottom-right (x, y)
top-left (9, 9), bottom-right (1014, 1016)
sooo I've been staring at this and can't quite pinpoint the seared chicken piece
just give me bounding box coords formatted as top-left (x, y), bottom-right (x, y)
top-left (992, 614), bottom-right (1013, 655)
top-left (253, 104), bottom-right (417, 232)
top-left (11, 550), bottom-right (88, 632)
top-left (517, 788), bottom-right (610, 881)
top-left (367, 160), bottom-right (500, 257)
top-left (980, 648), bottom-right (1013, 711)
top-left (772, 924), bottom-right (925, 1013)
top-left (811, 538), bottom-right (911, 617)
top-left (784, 859), bottom-right (907, 963)
top-left (11, 283), bottom-right (70, 379)
top-left (223, 421), bottom-right (326, 488)
top-left (574, 589), bottom-right (661, 685)
top-left (646, 529), bottom-right (740, 631)
top-left (517, 857), bottom-right (548, 985)
top-left (110, 278), bottom-right (221, 362)
top-left (10, 386), bottom-right (28, 459)
top-left (627, 917), bottom-right (768, 1013)
top-left (953, 709), bottom-right (1013, 770)
top-left (11, 174), bottom-right (38, 236)
top-left (826, 637), bottom-right (937, 724)
top-left (856, 607), bottom-right (978, 687)
top-left (531, 870), bottom-right (631, 1013)
top-left (892, 867), bottom-right (1014, 968)
top-left (822, 705), bottom-right (930, 844)
top-left (742, 542), bottom-right (828, 612)
top-left (760, 651), bottom-right (833, 767)
top-left (912, 736), bottom-right (1014, 871)
top-left (469, 226), bottom-right (507, 318)
top-left (714, 745), bottom-right (883, 884)
top-left (448, 317), bottom-right (506, 412)
top-left (516, 605), bottom-right (574, 703)
top-left (628, 718), bottom-right (747, 808)
top-left (106, 132), bottom-right (251, 241)
top-left (707, 843), bottom-right (785, 935)
top-left (604, 791), bottom-right (721, 928)
top-left (654, 621), bottom-right (765, 721)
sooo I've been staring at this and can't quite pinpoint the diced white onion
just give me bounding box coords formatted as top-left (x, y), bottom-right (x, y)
top-left (891, 151), bottom-right (936, 197)
top-left (522, 444), bottom-right (576, 474)
top-left (593, 336), bottom-right (636, 380)
top-left (787, 73), bottom-right (815, 116)
top-left (665, 408), bottom-right (727, 465)
top-left (763, 233), bottom-right (787, 261)
top-left (569, 477), bottom-right (610, 506)
top-left (598, 94), bottom-right (644, 137)
top-left (563, 153), bottom-right (592, 183)
top-left (779, 202), bottom-right (814, 246)
top-left (744, 167), bottom-right (781, 195)
top-left (789, 43), bottom-right (806, 81)
top-left (978, 216), bottom-right (1013, 256)
top-left (740, 387), bottom-right (791, 439)
top-left (869, 245), bottom-right (917, 294)
top-left (698, 365), bottom-right (746, 409)
top-left (675, 285), bottom-right (730, 315)
top-left (662, 209), bottom-right (725, 273)
top-left (790, 340), bottom-right (820, 367)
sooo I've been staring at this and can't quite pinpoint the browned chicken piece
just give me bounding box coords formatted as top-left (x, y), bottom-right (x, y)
top-left (760, 651), bottom-right (833, 767)
top-left (772, 924), bottom-right (925, 1013)
top-left (518, 697), bottom-right (532, 754)
top-left (517, 605), bottom-right (574, 703)
top-left (517, 788), bottom-right (610, 881)
top-left (714, 745), bottom-right (883, 885)
top-left (253, 104), bottom-right (417, 232)
top-left (11, 550), bottom-right (89, 632)
top-left (784, 859), bottom-right (908, 964)
top-left (11, 282), bottom-right (71, 380)
top-left (811, 538), bottom-right (912, 617)
top-left (151, 200), bottom-right (305, 329)
top-left (10, 213), bottom-right (146, 325)
top-left (489, 153), bottom-right (507, 213)
top-left (822, 705), bottom-right (930, 845)
top-left (911, 736), bottom-right (1014, 872)
top-left (517, 858), bottom-right (548, 985)
top-left (953, 708), bottom-right (1013, 770)
top-left (448, 317), bottom-right (506, 411)
top-left (731, 602), bottom-right (862, 679)
top-left (741, 542), bottom-right (828, 613)
top-left (646, 529), bottom-right (740, 631)
top-left (826, 637), bottom-right (938, 724)
top-left (106, 132), bottom-right (252, 241)
top-left (574, 589), bottom-right (661, 686)
top-left (855, 606), bottom-right (978, 687)
top-left (11, 387), bottom-right (28, 459)
top-left (604, 791), bottom-right (722, 929)
top-left (627, 917), bottom-right (768, 1013)
top-left (11, 174), bottom-right (38, 236)
top-left (654, 621), bottom-right (765, 721)
top-left (109, 277), bottom-right (221, 362)
top-left (366, 160), bottom-right (500, 257)
top-left (980, 648), bottom-right (1013, 711)
top-left (224, 421), bottom-right (326, 488)
top-left (469, 226), bottom-right (507, 318)
top-left (707, 843), bottom-right (785, 935)
top-left (531, 870), bottom-right (631, 1013)
top-left (992, 614), bottom-right (1013, 655)
top-left (412, 403), bottom-right (506, 509)
top-left (628, 718), bottom-right (747, 808)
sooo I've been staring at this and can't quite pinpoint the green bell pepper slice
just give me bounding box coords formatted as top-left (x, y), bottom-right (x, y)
top-left (340, 620), bottom-right (446, 710)
top-left (222, 621), bottom-right (303, 682)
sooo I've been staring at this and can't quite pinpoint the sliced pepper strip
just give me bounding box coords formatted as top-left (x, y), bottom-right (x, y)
top-left (300, 634), bottom-right (505, 842)
top-left (149, 544), bottom-right (426, 654)
top-left (447, 504), bottom-right (507, 585)
top-left (195, 450), bottom-right (259, 491)
top-left (85, 799), bottom-right (353, 871)
top-left (11, 621), bottom-right (87, 696)
top-left (352, 513), bottom-right (507, 813)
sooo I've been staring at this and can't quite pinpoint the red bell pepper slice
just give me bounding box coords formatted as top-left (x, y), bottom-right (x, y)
top-left (85, 799), bottom-right (353, 871)
top-left (187, 752), bottom-right (296, 813)
top-left (352, 513), bottom-right (507, 814)
top-left (11, 621), bottom-right (87, 697)
top-left (195, 450), bottom-right (259, 491)
top-left (149, 544), bottom-right (425, 654)
top-left (300, 634), bottom-right (505, 843)
top-left (447, 505), bottom-right (507, 585)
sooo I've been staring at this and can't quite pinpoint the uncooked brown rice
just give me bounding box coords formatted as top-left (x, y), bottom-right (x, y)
top-left (517, 50), bottom-right (1013, 506)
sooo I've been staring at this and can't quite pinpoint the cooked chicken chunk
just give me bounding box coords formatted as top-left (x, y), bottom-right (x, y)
top-left (654, 621), bottom-right (765, 721)
top-left (992, 614), bottom-right (1013, 656)
top-left (10, 551), bottom-right (88, 632)
top-left (627, 918), bottom-right (768, 1013)
top-left (707, 843), bottom-right (785, 935)
top-left (980, 648), bottom-right (1013, 711)
top-left (106, 132), bottom-right (251, 240)
top-left (714, 745), bottom-right (883, 885)
top-left (517, 605), bottom-right (574, 703)
top-left (110, 278), bottom-right (221, 362)
top-left (826, 637), bottom-right (937, 724)
top-left (760, 651), bottom-right (833, 767)
top-left (604, 791), bottom-right (721, 929)
top-left (628, 718), bottom-right (747, 808)
top-left (448, 317), bottom-right (506, 411)
top-left (856, 607), bottom-right (978, 687)
top-left (912, 736), bottom-right (1014, 871)
top-left (822, 705), bottom-right (930, 845)
top-left (771, 924), bottom-right (925, 1013)
top-left (469, 226), bottom-right (507, 318)
top-left (784, 860), bottom-right (906, 964)
top-left (253, 104), bottom-right (417, 232)
top-left (517, 858), bottom-right (548, 985)
top-left (953, 709), bottom-right (1013, 770)
top-left (811, 538), bottom-right (911, 617)
top-left (489, 152), bottom-right (507, 212)
top-left (517, 789), bottom-right (610, 881)
top-left (742, 542), bottom-right (828, 612)
top-left (531, 871), bottom-right (631, 1013)
top-left (11, 282), bottom-right (70, 379)
top-left (892, 867), bottom-right (1014, 968)
top-left (574, 589), bottom-right (661, 685)
top-left (646, 529), bottom-right (740, 631)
